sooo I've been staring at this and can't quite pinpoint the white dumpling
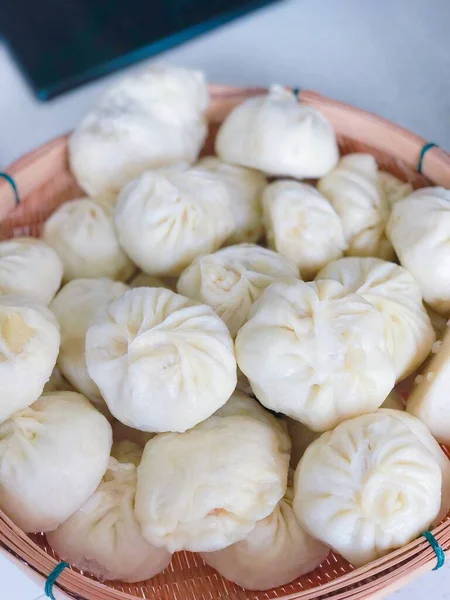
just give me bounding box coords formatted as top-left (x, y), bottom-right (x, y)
top-left (196, 156), bottom-right (266, 244)
top-left (47, 441), bottom-right (171, 582)
top-left (177, 244), bottom-right (299, 337)
top-left (262, 181), bottom-right (347, 279)
top-left (236, 279), bottom-right (395, 431)
top-left (378, 171), bottom-right (413, 207)
top-left (69, 66), bottom-right (208, 195)
top-left (200, 486), bottom-right (328, 590)
top-left (50, 278), bottom-right (128, 411)
top-left (317, 154), bottom-right (393, 259)
top-left (0, 238), bottom-right (63, 305)
top-left (317, 257), bottom-right (435, 380)
top-left (0, 392), bottom-right (112, 532)
top-left (43, 196), bottom-right (135, 283)
top-left (115, 167), bottom-right (235, 276)
top-left (407, 328), bottom-right (450, 445)
top-left (293, 410), bottom-right (447, 567)
top-left (85, 288), bottom-right (237, 432)
top-left (135, 392), bottom-right (290, 552)
top-left (216, 86), bottom-right (338, 179)
top-left (284, 390), bottom-right (404, 468)
top-left (386, 187), bottom-right (450, 316)
top-left (0, 295), bottom-right (60, 423)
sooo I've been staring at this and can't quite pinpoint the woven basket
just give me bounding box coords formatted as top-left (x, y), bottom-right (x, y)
top-left (1, 85), bottom-right (450, 600)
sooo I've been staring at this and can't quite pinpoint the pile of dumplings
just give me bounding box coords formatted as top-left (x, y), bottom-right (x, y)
top-left (1, 64), bottom-right (450, 592)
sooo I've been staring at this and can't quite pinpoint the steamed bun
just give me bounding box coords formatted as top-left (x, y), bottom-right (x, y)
top-left (177, 244), bottom-right (299, 337)
top-left (135, 392), bottom-right (290, 552)
top-left (50, 278), bottom-right (128, 410)
top-left (43, 196), bottom-right (135, 283)
top-left (293, 410), bottom-right (449, 566)
top-left (407, 328), bottom-right (450, 445)
top-left (0, 392), bottom-right (112, 532)
top-left (236, 279), bottom-right (395, 431)
top-left (386, 187), bottom-right (450, 315)
top-left (85, 287), bottom-right (237, 432)
top-left (115, 167), bottom-right (235, 276)
top-left (0, 238), bottom-right (63, 305)
top-left (216, 86), bottom-right (338, 178)
top-left (285, 390), bottom-right (404, 468)
top-left (0, 295), bottom-right (60, 423)
top-left (200, 486), bottom-right (328, 590)
top-left (47, 441), bottom-right (171, 582)
top-left (317, 257), bottom-right (435, 380)
top-left (318, 154), bottom-right (392, 259)
top-left (262, 180), bottom-right (346, 279)
top-left (69, 66), bottom-right (208, 195)
top-left (197, 157), bottom-right (266, 244)
top-left (378, 171), bottom-right (413, 207)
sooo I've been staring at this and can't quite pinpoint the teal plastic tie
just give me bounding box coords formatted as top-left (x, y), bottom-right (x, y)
top-left (417, 142), bottom-right (438, 174)
top-left (293, 87), bottom-right (301, 98)
top-left (45, 561), bottom-right (69, 599)
top-left (0, 172), bottom-right (20, 205)
top-left (421, 530), bottom-right (445, 571)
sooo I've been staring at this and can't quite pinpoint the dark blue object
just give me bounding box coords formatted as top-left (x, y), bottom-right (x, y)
top-left (0, 0), bottom-right (281, 100)
top-left (0, 173), bottom-right (20, 205)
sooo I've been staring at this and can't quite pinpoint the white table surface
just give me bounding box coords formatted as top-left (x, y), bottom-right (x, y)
top-left (1, 0), bottom-right (450, 598)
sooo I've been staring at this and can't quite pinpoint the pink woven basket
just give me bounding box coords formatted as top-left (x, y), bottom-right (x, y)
top-left (1, 85), bottom-right (450, 600)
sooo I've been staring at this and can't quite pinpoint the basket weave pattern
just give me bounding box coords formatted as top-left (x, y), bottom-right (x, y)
top-left (1, 86), bottom-right (450, 600)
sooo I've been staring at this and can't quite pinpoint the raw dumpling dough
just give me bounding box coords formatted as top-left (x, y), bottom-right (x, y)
top-left (317, 154), bottom-right (393, 259)
top-left (177, 243), bottom-right (299, 337)
top-left (386, 187), bottom-right (450, 316)
top-left (293, 409), bottom-right (447, 567)
top-left (0, 392), bottom-right (112, 532)
top-left (378, 171), bottom-right (413, 207)
top-left (285, 390), bottom-right (404, 468)
top-left (69, 66), bottom-right (209, 195)
top-left (200, 486), bottom-right (328, 590)
top-left (85, 288), bottom-right (237, 432)
top-left (0, 295), bottom-right (60, 423)
top-left (43, 196), bottom-right (135, 283)
top-left (115, 167), bottom-right (235, 276)
top-left (216, 86), bottom-right (338, 179)
top-left (47, 441), bottom-right (171, 582)
top-left (0, 238), bottom-right (63, 305)
top-left (50, 278), bottom-right (128, 411)
top-left (262, 181), bottom-right (346, 279)
top-left (407, 327), bottom-right (450, 445)
top-left (317, 257), bottom-right (435, 380)
top-left (236, 279), bottom-right (395, 431)
top-left (135, 392), bottom-right (290, 552)
top-left (197, 156), bottom-right (266, 244)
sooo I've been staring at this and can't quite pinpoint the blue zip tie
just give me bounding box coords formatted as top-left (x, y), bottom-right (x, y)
top-left (45, 561), bottom-right (70, 599)
top-left (293, 87), bottom-right (301, 99)
top-left (417, 142), bottom-right (438, 174)
top-left (0, 172), bottom-right (20, 206)
top-left (421, 530), bottom-right (445, 571)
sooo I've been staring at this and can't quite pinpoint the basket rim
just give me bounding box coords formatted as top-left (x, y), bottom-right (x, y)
top-left (1, 84), bottom-right (450, 217)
